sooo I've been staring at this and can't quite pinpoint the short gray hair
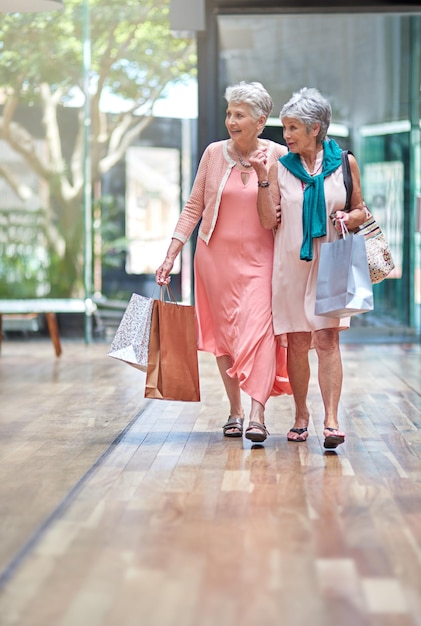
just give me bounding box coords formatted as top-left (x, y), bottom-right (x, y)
top-left (280, 87), bottom-right (331, 143)
top-left (224, 81), bottom-right (273, 120)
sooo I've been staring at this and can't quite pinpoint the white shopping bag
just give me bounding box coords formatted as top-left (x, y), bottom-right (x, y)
top-left (108, 293), bottom-right (154, 371)
top-left (315, 233), bottom-right (374, 318)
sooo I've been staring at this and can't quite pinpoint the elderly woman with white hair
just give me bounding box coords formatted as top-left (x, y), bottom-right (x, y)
top-left (156, 81), bottom-right (291, 443)
top-left (251, 87), bottom-right (367, 449)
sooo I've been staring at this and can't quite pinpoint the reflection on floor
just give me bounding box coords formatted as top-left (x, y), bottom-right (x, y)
top-left (0, 340), bottom-right (420, 626)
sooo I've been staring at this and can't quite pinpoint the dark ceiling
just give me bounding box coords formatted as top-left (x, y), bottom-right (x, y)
top-left (213, 0), bottom-right (421, 13)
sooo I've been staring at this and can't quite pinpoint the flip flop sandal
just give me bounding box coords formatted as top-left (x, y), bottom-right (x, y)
top-left (222, 417), bottom-right (244, 438)
top-left (245, 421), bottom-right (269, 443)
top-left (287, 427), bottom-right (308, 442)
top-left (323, 427), bottom-right (345, 449)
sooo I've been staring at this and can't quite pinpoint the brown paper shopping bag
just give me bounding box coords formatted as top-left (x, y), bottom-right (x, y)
top-left (145, 293), bottom-right (200, 402)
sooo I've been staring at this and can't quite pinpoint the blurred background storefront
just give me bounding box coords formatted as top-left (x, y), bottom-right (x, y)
top-left (1, 0), bottom-right (420, 342)
top-left (182, 0), bottom-right (421, 341)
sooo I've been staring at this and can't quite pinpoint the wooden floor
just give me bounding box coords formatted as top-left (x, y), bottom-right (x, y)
top-left (0, 338), bottom-right (421, 626)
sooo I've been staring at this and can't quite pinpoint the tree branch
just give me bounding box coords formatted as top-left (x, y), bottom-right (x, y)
top-left (99, 114), bottom-right (153, 174)
top-left (0, 164), bottom-right (33, 201)
top-left (1, 93), bottom-right (52, 180)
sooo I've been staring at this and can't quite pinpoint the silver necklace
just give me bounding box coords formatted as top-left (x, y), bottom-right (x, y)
top-left (236, 152), bottom-right (252, 168)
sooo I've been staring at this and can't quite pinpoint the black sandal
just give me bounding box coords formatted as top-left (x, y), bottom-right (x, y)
top-left (222, 417), bottom-right (244, 438)
top-left (287, 427), bottom-right (308, 442)
top-left (323, 427), bottom-right (345, 449)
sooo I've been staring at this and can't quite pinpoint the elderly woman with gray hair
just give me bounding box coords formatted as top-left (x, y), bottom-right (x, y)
top-left (156, 81), bottom-right (291, 444)
top-left (250, 87), bottom-right (366, 449)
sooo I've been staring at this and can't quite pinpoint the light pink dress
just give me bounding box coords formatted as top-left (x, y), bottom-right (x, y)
top-left (272, 150), bottom-right (351, 343)
top-left (194, 167), bottom-right (291, 405)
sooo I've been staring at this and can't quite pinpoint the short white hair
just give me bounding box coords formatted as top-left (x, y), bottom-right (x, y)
top-left (224, 81), bottom-right (273, 120)
top-left (280, 87), bottom-right (331, 143)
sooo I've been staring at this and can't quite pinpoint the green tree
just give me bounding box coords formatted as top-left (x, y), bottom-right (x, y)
top-left (0, 0), bottom-right (195, 296)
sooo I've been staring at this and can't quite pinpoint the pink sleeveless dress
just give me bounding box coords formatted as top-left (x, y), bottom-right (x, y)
top-left (194, 167), bottom-right (291, 405)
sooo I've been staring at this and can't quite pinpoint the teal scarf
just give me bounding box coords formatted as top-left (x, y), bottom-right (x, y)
top-left (280, 138), bottom-right (342, 261)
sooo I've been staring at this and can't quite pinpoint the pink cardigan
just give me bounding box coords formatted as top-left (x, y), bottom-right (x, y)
top-left (173, 139), bottom-right (286, 245)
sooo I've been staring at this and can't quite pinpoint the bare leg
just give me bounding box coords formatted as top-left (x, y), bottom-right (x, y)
top-left (217, 355), bottom-right (244, 435)
top-left (314, 328), bottom-right (345, 448)
top-left (285, 332), bottom-right (311, 440)
top-left (313, 328), bottom-right (342, 430)
top-left (217, 355), bottom-right (267, 440)
top-left (245, 398), bottom-right (268, 442)
top-left (249, 398), bottom-right (265, 425)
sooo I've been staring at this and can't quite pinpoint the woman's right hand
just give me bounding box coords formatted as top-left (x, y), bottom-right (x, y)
top-left (155, 239), bottom-right (183, 285)
top-left (155, 259), bottom-right (173, 285)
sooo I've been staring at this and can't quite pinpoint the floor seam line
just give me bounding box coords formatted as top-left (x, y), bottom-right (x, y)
top-left (0, 400), bottom-right (152, 590)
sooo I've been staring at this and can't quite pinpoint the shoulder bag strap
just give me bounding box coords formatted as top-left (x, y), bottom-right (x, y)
top-left (341, 150), bottom-right (353, 212)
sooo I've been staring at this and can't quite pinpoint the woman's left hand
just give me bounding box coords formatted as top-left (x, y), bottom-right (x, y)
top-left (333, 210), bottom-right (349, 233)
top-left (249, 147), bottom-right (268, 178)
top-left (334, 207), bottom-right (368, 233)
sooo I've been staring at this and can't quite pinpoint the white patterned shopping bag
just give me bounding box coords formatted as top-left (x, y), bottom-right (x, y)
top-left (108, 293), bottom-right (154, 371)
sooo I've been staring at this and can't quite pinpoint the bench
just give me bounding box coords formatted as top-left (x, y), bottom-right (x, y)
top-left (0, 298), bottom-right (97, 357)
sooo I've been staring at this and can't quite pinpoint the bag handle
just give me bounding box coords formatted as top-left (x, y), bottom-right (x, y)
top-left (341, 150), bottom-right (353, 212)
top-left (159, 284), bottom-right (179, 305)
top-left (338, 217), bottom-right (349, 239)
